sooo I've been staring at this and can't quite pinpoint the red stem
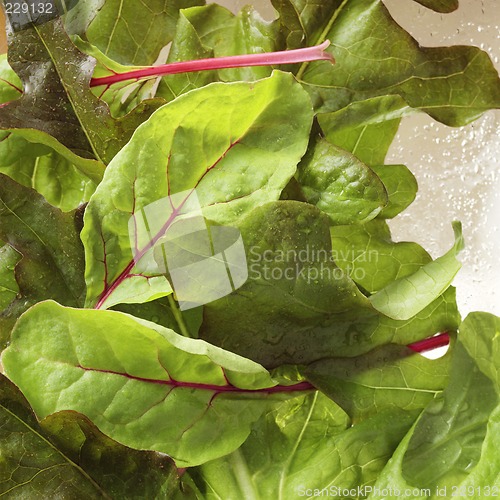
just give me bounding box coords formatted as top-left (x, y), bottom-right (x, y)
top-left (408, 332), bottom-right (450, 353)
top-left (90, 41), bottom-right (334, 87)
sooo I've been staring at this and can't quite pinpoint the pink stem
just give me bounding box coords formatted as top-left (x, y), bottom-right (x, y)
top-left (408, 332), bottom-right (450, 353)
top-left (90, 41), bottom-right (334, 87)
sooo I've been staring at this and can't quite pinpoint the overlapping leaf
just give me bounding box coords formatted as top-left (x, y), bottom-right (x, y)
top-left (156, 4), bottom-right (281, 102)
top-left (373, 312), bottom-right (500, 496)
top-left (296, 138), bottom-right (388, 225)
top-left (1, 301), bottom-right (311, 468)
top-left (298, 0), bottom-right (500, 126)
top-left (82, 71), bottom-right (313, 309)
top-left (0, 244), bottom-right (20, 311)
top-left (0, 175), bottom-right (85, 344)
top-left (0, 375), bottom-right (189, 499)
top-left (190, 393), bottom-right (418, 498)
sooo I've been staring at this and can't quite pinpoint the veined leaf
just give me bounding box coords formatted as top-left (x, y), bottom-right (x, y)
top-left (1, 301), bottom-right (312, 468)
top-left (299, 0), bottom-right (500, 126)
top-left (317, 95), bottom-right (411, 165)
top-left (82, 71), bottom-right (313, 309)
top-left (157, 4), bottom-right (281, 102)
top-left (0, 175), bottom-right (85, 344)
top-left (369, 222), bottom-right (464, 320)
top-left (297, 138), bottom-right (388, 225)
top-left (0, 375), bottom-right (188, 499)
top-left (0, 244), bottom-right (21, 312)
top-left (330, 219), bottom-right (430, 294)
top-left (0, 17), bottom-right (162, 173)
top-left (373, 313), bottom-right (500, 495)
top-left (200, 200), bottom-right (371, 367)
top-left (85, 0), bottom-right (205, 66)
top-left (191, 393), bottom-right (417, 498)
top-left (305, 342), bottom-right (452, 420)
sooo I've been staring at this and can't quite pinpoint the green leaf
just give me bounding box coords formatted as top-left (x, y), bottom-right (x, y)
top-left (317, 95), bottom-right (411, 165)
top-left (85, 0), bottom-right (205, 66)
top-left (0, 244), bottom-right (21, 312)
top-left (156, 4), bottom-right (281, 102)
top-left (1, 301), bottom-right (307, 468)
top-left (373, 313), bottom-right (500, 495)
top-left (270, 0), bottom-right (344, 49)
top-left (371, 165), bottom-right (417, 219)
top-left (0, 17), bottom-right (162, 172)
top-left (0, 131), bottom-right (97, 212)
top-left (410, 0), bottom-right (458, 13)
top-left (200, 200), bottom-right (371, 368)
top-left (75, 38), bottom-right (165, 119)
top-left (304, 343), bottom-right (452, 420)
top-left (369, 222), bottom-right (464, 320)
top-left (300, 0), bottom-right (500, 126)
top-left (297, 138), bottom-right (388, 225)
top-left (191, 393), bottom-right (417, 498)
top-left (0, 374), bottom-right (187, 499)
top-left (0, 54), bottom-right (22, 103)
top-left (330, 219), bottom-right (430, 294)
top-left (0, 175), bottom-right (85, 344)
top-left (82, 71), bottom-right (313, 309)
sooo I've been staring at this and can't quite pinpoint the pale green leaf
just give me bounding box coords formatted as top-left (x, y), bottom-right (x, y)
top-left (369, 222), bottom-right (464, 320)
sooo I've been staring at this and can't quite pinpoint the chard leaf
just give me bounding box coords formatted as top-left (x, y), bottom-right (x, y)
top-left (200, 200), bottom-right (371, 367)
top-left (0, 375), bottom-right (187, 499)
top-left (0, 175), bottom-right (85, 344)
top-left (304, 343), bottom-right (452, 420)
top-left (191, 393), bottom-right (417, 498)
top-left (1, 301), bottom-right (309, 468)
top-left (330, 219), bottom-right (431, 294)
top-left (157, 4), bottom-right (281, 101)
top-left (0, 244), bottom-right (20, 311)
top-left (371, 165), bottom-right (417, 219)
top-left (296, 138), bottom-right (388, 225)
top-left (300, 0), bottom-right (500, 126)
top-left (85, 0), bottom-right (205, 66)
top-left (373, 313), bottom-right (500, 494)
top-left (0, 131), bottom-right (96, 212)
top-left (76, 38), bottom-right (164, 119)
top-left (0, 17), bottom-right (162, 172)
top-left (270, 0), bottom-right (343, 49)
top-left (369, 222), bottom-right (464, 320)
top-left (82, 71), bottom-right (313, 309)
top-left (0, 54), bottom-right (22, 103)
top-left (317, 95), bottom-right (411, 165)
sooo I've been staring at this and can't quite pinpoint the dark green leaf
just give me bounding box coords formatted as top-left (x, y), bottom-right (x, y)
top-left (0, 374), bottom-right (187, 499)
top-left (300, 0), bottom-right (500, 126)
top-left (201, 200), bottom-right (371, 367)
top-left (0, 175), bottom-right (85, 344)
top-left (85, 0), bottom-right (205, 66)
top-left (297, 138), bottom-right (388, 225)
top-left (191, 393), bottom-right (417, 498)
top-left (0, 244), bottom-right (21, 312)
top-left (330, 219), bottom-right (430, 294)
top-left (410, 0), bottom-right (458, 13)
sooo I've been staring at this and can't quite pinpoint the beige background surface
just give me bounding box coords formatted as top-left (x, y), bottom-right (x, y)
top-left (1, 1), bottom-right (499, 316)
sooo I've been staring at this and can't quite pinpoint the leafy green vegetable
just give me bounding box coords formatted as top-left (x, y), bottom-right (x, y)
top-left (373, 312), bottom-right (500, 495)
top-left (0, 174), bottom-right (85, 344)
top-left (0, 0), bottom-right (498, 495)
top-left (297, 138), bottom-right (388, 225)
top-left (370, 222), bottom-right (464, 320)
top-left (2, 301), bottom-right (312, 467)
top-left (82, 71), bottom-right (313, 309)
top-left (0, 374), bottom-right (189, 499)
